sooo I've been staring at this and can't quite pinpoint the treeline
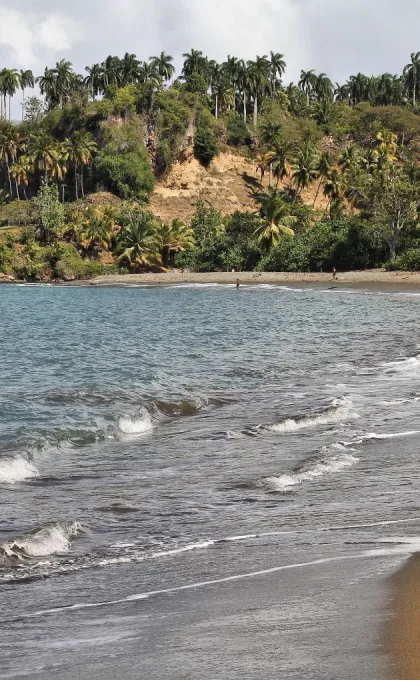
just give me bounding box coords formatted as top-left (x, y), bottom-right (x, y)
top-left (1, 48), bottom-right (420, 277)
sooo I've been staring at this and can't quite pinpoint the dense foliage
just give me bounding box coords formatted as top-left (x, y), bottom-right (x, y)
top-left (3, 49), bottom-right (420, 278)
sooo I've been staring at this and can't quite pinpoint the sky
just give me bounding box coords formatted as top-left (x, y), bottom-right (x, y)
top-left (0, 0), bottom-right (419, 116)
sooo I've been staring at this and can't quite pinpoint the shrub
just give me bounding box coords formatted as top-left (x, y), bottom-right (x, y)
top-left (225, 116), bottom-right (252, 147)
top-left (194, 128), bottom-right (219, 165)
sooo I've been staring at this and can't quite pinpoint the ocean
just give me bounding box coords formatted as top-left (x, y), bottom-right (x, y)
top-left (1, 282), bottom-right (420, 678)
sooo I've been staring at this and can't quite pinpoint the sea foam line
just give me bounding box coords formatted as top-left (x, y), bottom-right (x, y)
top-left (29, 544), bottom-right (416, 618)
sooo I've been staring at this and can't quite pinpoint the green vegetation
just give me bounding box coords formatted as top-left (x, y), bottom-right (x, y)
top-left (3, 50), bottom-right (420, 279)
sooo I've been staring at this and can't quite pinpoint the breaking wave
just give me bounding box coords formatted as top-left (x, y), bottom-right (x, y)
top-left (118, 409), bottom-right (154, 435)
top-left (262, 444), bottom-right (359, 492)
top-left (268, 400), bottom-right (357, 434)
top-left (0, 456), bottom-right (39, 484)
top-left (0, 521), bottom-right (83, 564)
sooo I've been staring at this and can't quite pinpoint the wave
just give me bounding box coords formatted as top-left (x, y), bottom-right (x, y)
top-left (268, 401), bottom-right (357, 434)
top-left (383, 355), bottom-right (420, 374)
top-left (118, 409), bottom-right (154, 435)
top-left (262, 444), bottom-right (359, 492)
top-left (0, 456), bottom-right (39, 484)
top-left (0, 521), bottom-right (83, 564)
top-left (351, 430), bottom-right (420, 444)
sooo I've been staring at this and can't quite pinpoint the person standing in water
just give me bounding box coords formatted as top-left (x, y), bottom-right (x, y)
top-left (236, 278), bottom-right (240, 289)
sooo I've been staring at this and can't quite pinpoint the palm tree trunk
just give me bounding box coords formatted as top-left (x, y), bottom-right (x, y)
top-left (23, 187), bottom-right (28, 201)
top-left (1, 95), bottom-right (3, 120)
top-left (7, 166), bottom-right (12, 197)
top-left (253, 96), bottom-right (258, 129)
top-left (269, 163), bottom-right (272, 187)
top-left (8, 95), bottom-right (11, 122)
top-left (74, 165), bottom-right (78, 200)
top-left (15, 179), bottom-right (20, 200)
top-left (313, 178), bottom-right (322, 207)
top-left (81, 165), bottom-right (85, 198)
top-left (22, 88), bottom-right (25, 120)
top-left (215, 93), bottom-right (218, 119)
top-left (243, 91), bottom-right (246, 123)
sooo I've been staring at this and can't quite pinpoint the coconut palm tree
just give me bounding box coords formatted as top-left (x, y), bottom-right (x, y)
top-left (10, 157), bottom-right (31, 200)
top-left (19, 69), bottom-right (34, 119)
top-left (313, 151), bottom-right (332, 206)
top-left (62, 131), bottom-right (97, 199)
top-left (323, 168), bottom-right (345, 207)
top-left (150, 51), bottom-right (175, 83)
top-left (269, 51), bottom-right (286, 94)
top-left (271, 140), bottom-right (292, 188)
top-left (158, 219), bottom-right (195, 267)
top-left (298, 69), bottom-right (317, 105)
top-left (404, 52), bottom-right (420, 108)
top-left (81, 208), bottom-right (115, 251)
top-left (117, 221), bottom-right (161, 269)
top-left (222, 56), bottom-right (240, 112)
top-left (26, 130), bottom-right (59, 181)
top-left (292, 143), bottom-right (319, 197)
top-left (375, 129), bottom-right (398, 160)
top-left (254, 188), bottom-right (297, 249)
top-left (338, 144), bottom-right (361, 173)
top-left (247, 55), bottom-right (271, 128)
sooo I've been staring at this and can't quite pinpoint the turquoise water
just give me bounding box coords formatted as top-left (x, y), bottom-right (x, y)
top-left (2, 283), bottom-right (420, 678)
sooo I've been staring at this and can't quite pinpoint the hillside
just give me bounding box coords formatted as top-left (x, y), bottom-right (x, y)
top-left (150, 151), bottom-right (329, 223)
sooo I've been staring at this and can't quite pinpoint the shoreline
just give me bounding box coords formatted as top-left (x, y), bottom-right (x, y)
top-left (88, 270), bottom-right (420, 290)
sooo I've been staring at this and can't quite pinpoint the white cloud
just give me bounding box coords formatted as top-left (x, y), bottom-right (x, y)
top-left (36, 14), bottom-right (82, 53)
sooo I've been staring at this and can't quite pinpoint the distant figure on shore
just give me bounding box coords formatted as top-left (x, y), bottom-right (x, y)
top-left (332, 267), bottom-right (337, 280)
top-left (236, 278), bottom-right (240, 290)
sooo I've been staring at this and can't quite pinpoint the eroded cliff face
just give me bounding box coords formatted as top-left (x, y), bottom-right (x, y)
top-left (149, 151), bottom-right (329, 223)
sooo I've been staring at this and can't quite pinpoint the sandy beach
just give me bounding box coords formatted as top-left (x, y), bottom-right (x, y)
top-left (90, 269), bottom-right (420, 288)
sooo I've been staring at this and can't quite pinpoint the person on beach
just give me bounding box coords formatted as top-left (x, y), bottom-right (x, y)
top-left (332, 267), bottom-right (337, 280)
top-left (236, 278), bottom-right (240, 289)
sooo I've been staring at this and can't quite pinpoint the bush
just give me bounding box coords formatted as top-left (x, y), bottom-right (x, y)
top-left (52, 243), bottom-right (117, 280)
top-left (225, 116), bottom-right (252, 147)
top-left (194, 128), bottom-right (219, 165)
top-left (387, 249), bottom-right (420, 271)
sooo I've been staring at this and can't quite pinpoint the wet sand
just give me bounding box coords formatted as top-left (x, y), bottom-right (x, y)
top-left (90, 270), bottom-right (420, 289)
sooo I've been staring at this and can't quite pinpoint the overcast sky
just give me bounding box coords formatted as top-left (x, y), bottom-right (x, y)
top-left (0, 0), bottom-right (419, 115)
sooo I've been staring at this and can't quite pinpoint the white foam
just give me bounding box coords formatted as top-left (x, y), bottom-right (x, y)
top-left (226, 430), bottom-right (245, 439)
top-left (383, 356), bottom-right (420, 374)
top-left (353, 430), bottom-right (420, 443)
top-left (264, 447), bottom-right (359, 492)
top-left (269, 405), bottom-right (357, 433)
top-left (118, 410), bottom-right (154, 435)
top-left (0, 456), bottom-right (39, 484)
top-left (0, 521), bottom-right (83, 561)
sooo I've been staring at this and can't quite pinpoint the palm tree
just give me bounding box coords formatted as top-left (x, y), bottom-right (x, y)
top-left (62, 131), bottom-right (97, 199)
top-left (37, 67), bottom-right (57, 108)
top-left (84, 63), bottom-right (104, 100)
top-left (259, 122), bottom-right (282, 184)
top-left (237, 60), bottom-right (250, 123)
top-left (404, 52), bottom-right (420, 108)
top-left (269, 52), bottom-right (286, 94)
top-left (182, 50), bottom-right (207, 79)
top-left (102, 56), bottom-right (122, 88)
top-left (0, 129), bottom-right (19, 196)
top-left (120, 52), bottom-right (140, 85)
top-left (26, 130), bottom-right (59, 180)
top-left (298, 69), bottom-right (317, 105)
top-left (313, 151), bottom-right (332, 206)
top-left (247, 55), bottom-right (271, 128)
top-left (138, 61), bottom-right (161, 86)
top-left (19, 70), bottom-right (34, 119)
top-left (292, 143), bottom-right (319, 197)
top-left (158, 219), bottom-right (195, 267)
top-left (375, 129), bottom-right (398, 159)
top-left (222, 56), bottom-right (240, 112)
top-left (315, 73), bottom-right (334, 102)
top-left (323, 168), bottom-right (345, 212)
top-left (81, 208), bottom-right (115, 251)
top-left (208, 61), bottom-right (223, 118)
top-left (117, 221), bottom-right (161, 269)
top-left (271, 140), bottom-right (292, 187)
top-left (334, 82), bottom-right (350, 103)
top-left (10, 157), bottom-right (31, 200)
top-left (338, 144), bottom-right (361, 172)
top-left (54, 59), bottom-right (73, 108)
top-left (254, 188), bottom-right (297, 249)
top-left (1, 69), bottom-right (20, 120)
top-left (150, 51), bottom-right (175, 83)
